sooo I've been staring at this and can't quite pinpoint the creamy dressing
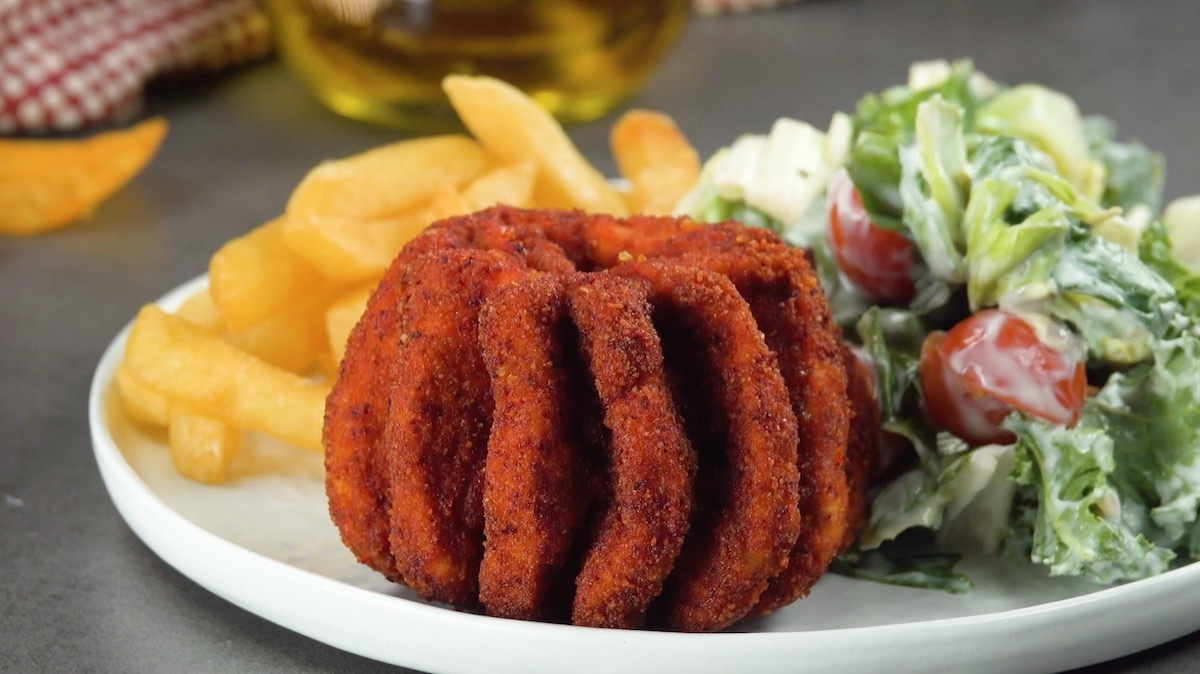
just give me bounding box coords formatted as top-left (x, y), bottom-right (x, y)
top-left (1009, 310), bottom-right (1087, 365)
top-left (946, 311), bottom-right (1083, 426)
top-left (937, 444), bottom-right (1017, 554)
top-left (931, 342), bottom-right (1015, 443)
top-left (898, 143), bottom-right (963, 282)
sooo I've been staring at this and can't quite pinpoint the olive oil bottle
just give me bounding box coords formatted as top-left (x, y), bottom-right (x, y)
top-left (266, 0), bottom-right (691, 129)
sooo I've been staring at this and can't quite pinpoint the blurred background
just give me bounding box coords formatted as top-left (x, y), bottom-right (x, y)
top-left (3, 1), bottom-right (1199, 673)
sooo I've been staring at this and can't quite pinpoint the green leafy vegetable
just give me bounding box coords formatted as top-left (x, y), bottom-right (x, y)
top-left (687, 60), bottom-right (1200, 590)
top-left (847, 59), bottom-right (987, 230)
top-left (860, 443), bottom-right (1017, 552)
top-left (856, 306), bottom-right (925, 422)
top-left (1006, 412), bottom-right (1174, 582)
top-left (834, 538), bottom-right (974, 594)
top-left (1092, 324), bottom-right (1200, 551)
top-left (1139, 217), bottom-right (1200, 317)
top-left (1045, 230), bottom-right (1178, 363)
top-left (897, 96), bottom-right (971, 282)
top-left (1083, 115), bottom-right (1165, 215)
top-left (976, 84), bottom-right (1106, 200)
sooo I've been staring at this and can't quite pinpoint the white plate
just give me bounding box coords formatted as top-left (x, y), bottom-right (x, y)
top-left (90, 275), bottom-right (1200, 674)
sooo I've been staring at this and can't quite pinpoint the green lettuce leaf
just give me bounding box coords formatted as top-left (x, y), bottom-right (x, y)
top-left (1005, 412), bottom-right (1175, 583)
top-left (961, 173), bottom-right (1067, 312)
top-left (958, 134), bottom-right (1177, 364)
top-left (1139, 217), bottom-right (1200, 317)
top-left (1091, 324), bottom-right (1200, 551)
top-left (855, 306), bottom-right (925, 422)
top-left (1163, 196), bottom-right (1200, 271)
top-left (897, 96), bottom-right (971, 283)
top-left (1006, 323), bottom-right (1200, 578)
top-left (834, 537), bottom-right (974, 594)
top-left (860, 443), bottom-right (1017, 553)
top-left (1046, 229), bottom-right (1178, 364)
top-left (1083, 114), bottom-right (1165, 215)
top-left (976, 84), bottom-right (1106, 200)
top-left (847, 59), bottom-right (987, 230)
top-left (676, 116), bottom-right (851, 248)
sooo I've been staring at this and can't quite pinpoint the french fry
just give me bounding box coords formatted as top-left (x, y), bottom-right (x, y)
top-left (429, 185), bottom-right (471, 221)
top-left (123, 305), bottom-right (329, 452)
top-left (290, 134), bottom-right (488, 216)
top-left (610, 109), bottom-right (699, 184)
top-left (314, 344), bottom-right (340, 382)
top-left (443, 75), bottom-right (628, 216)
top-left (610, 109), bottom-right (701, 215)
top-left (175, 288), bottom-right (224, 332)
top-left (427, 161), bottom-right (539, 220)
top-left (228, 282), bottom-right (340, 374)
top-left (172, 283), bottom-right (331, 374)
top-left (459, 161), bottom-right (538, 212)
top-left (0, 117), bottom-right (168, 235)
top-left (168, 405), bottom-right (243, 484)
top-left (325, 283), bottom-right (374, 365)
top-left (282, 135), bottom-right (489, 281)
top-left (209, 216), bottom-right (328, 332)
top-left (280, 208), bottom-right (433, 282)
top-left (115, 366), bottom-right (172, 428)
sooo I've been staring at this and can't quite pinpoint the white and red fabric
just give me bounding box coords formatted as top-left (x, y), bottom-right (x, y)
top-left (0, 0), bottom-right (272, 134)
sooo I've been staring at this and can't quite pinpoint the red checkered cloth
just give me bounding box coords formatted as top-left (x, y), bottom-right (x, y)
top-left (0, 0), bottom-right (272, 134)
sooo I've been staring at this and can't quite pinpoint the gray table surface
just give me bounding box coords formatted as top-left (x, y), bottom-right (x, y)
top-left (4, 0), bottom-right (1200, 672)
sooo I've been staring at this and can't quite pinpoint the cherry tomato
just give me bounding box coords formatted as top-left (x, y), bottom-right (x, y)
top-left (827, 168), bottom-right (916, 304)
top-left (919, 310), bottom-right (1087, 446)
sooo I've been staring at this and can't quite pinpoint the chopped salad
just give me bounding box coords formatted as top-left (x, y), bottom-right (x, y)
top-left (679, 59), bottom-right (1200, 590)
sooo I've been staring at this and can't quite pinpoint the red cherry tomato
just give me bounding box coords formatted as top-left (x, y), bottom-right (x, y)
top-left (919, 310), bottom-right (1087, 446)
top-left (828, 168), bottom-right (916, 304)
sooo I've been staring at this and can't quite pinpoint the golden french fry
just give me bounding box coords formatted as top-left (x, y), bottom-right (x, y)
top-left (443, 75), bottom-right (628, 216)
top-left (123, 305), bottom-right (329, 452)
top-left (325, 283), bottom-right (374, 365)
top-left (0, 117), bottom-right (168, 235)
top-left (175, 288), bottom-right (224, 332)
top-left (173, 282), bottom-right (331, 374)
top-left (289, 135), bottom-right (489, 217)
top-left (610, 109), bottom-right (699, 181)
top-left (429, 185), bottom-right (471, 221)
top-left (283, 135), bottom-right (489, 281)
top-left (610, 109), bottom-right (700, 215)
top-left (227, 282), bottom-right (340, 374)
top-left (314, 344), bottom-right (340, 381)
top-left (168, 405), bottom-right (243, 484)
top-left (281, 207), bottom-right (434, 282)
top-left (209, 217), bottom-right (328, 331)
top-left (115, 366), bottom-right (172, 428)
top-left (427, 160), bottom-right (540, 220)
top-left (459, 161), bottom-right (538, 212)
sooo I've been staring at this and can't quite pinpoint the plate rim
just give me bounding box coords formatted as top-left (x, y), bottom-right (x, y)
top-left (89, 274), bottom-right (1200, 674)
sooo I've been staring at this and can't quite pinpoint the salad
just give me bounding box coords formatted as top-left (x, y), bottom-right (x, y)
top-left (679, 59), bottom-right (1200, 590)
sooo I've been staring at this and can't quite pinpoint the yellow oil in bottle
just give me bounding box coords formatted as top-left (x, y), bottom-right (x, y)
top-left (266, 0), bottom-right (691, 130)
